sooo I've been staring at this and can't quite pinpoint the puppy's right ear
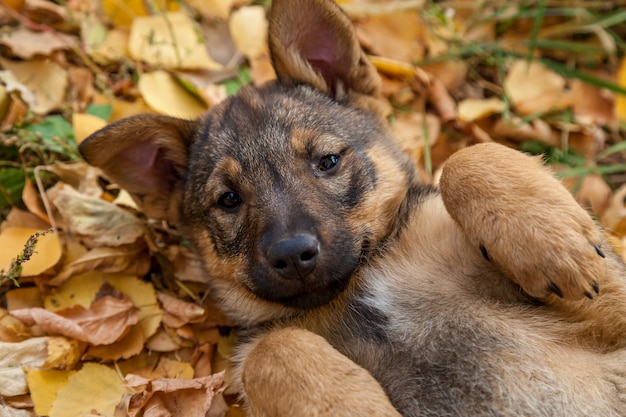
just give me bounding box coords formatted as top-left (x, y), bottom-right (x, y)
top-left (79, 114), bottom-right (198, 224)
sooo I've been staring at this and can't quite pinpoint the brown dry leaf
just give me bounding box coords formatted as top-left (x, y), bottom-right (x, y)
top-left (1, 208), bottom-right (49, 231)
top-left (457, 98), bottom-right (505, 123)
top-left (49, 183), bottom-right (147, 247)
top-left (129, 12), bottom-right (222, 70)
top-left (139, 71), bottom-right (208, 119)
top-left (50, 245), bottom-right (150, 286)
top-left (0, 308), bottom-right (33, 342)
top-left (86, 325), bottom-right (145, 361)
top-left (6, 287), bottom-right (42, 310)
top-left (107, 274), bottom-right (163, 340)
top-left (615, 56), bottom-right (626, 122)
top-left (0, 227), bottom-right (61, 277)
top-left (26, 368), bottom-right (74, 417)
top-left (0, 27), bottom-right (76, 59)
top-left (120, 372), bottom-right (224, 417)
top-left (21, 178), bottom-right (51, 225)
top-left (492, 116), bottom-right (559, 146)
top-left (131, 357), bottom-right (194, 381)
top-left (504, 60), bottom-right (572, 116)
top-left (165, 244), bottom-right (211, 284)
top-left (11, 295), bottom-right (138, 345)
top-left (72, 113), bottom-right (108, 144)
top-left (571, 77), bottom-right (614, 126)
top-left (145, 327), bottom-right (180, 352)
top-left (356, 12), bottom-right (426, 64)
top-left (0, 58), bottom-right (68, 114)
top-left (392, 112), bottom-right (440, 163)
top-left (602, 184), bottom-right (626, 236)
top-left (48, 363), bottom-right (130, 417)
top-left (158, 292), bottom-right (205, 326)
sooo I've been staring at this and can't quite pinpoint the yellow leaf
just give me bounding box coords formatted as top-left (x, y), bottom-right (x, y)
top-left (0, 227), bottom-right (62, 277)
top-left (128, 12), bottom-right (222, 70)
top-left (615, 57), bottom-right (626, 122)
top-left (102, 0), bottom-right (180, 27)
top-left (229, 6), bottom-right (267, 60)
top-left (457, 98), bottom-right (505, 123)
top-left (139, 71), bottom-right (207, 119)
top-left (45, 271), bottom-right (105, 310)
top-left (107, 274), bottom-right (163, 340)
top-left (48, 363), bottom-right (129, 417)
top-left (0, 58), bottom-right (68, 114)
top-left (27, 368), bottom-right (75, 416)
top-left (44, 337), bottom-right (82, 369)
top-left (73, 113), bottom-right (108, 145)
top-left (504, 60), bottom-right (571, 116)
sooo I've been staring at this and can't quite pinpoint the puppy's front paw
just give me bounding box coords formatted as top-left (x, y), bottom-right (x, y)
top-left (441, 143), bottom-right (607, 301)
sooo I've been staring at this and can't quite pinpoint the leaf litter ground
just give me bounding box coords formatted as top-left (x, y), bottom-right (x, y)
top-left (1, 0), bottom-right (626, 416)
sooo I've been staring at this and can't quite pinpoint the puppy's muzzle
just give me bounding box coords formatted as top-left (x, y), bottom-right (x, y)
top-left (267, 233), bottom-right (320, 280)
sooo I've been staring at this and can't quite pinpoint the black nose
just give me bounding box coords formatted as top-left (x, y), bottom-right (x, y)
top-left (268, 234), bottom-right (320, 280)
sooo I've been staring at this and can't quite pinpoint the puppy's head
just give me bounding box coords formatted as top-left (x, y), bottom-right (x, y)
top-left (80, 0), bottom-right (415, 324)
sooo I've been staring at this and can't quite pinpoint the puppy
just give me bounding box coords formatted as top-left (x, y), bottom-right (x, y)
top-left (80, 0), bottom-right (626, 415)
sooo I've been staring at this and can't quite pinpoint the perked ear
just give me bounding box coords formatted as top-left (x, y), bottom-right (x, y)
top-left (78, 115), bottom-right (197, 224)
top-left (268, 0), bottom-right (381, 99)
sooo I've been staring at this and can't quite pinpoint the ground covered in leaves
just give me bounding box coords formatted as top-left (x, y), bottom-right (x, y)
top-left (1, 0), bottom-right (626, 416)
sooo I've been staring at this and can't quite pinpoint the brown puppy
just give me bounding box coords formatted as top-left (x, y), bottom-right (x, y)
top-left (79, 0), bottom-right (626, 415)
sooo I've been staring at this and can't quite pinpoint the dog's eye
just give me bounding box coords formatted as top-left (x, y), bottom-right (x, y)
top-left (318, 154), bottom-right (340, 172)
top-left (217, 191), bottom-right (242, 210)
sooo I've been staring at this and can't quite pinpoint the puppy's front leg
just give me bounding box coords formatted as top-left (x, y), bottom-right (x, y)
top-left (241, 327), bottom-right (401, 417)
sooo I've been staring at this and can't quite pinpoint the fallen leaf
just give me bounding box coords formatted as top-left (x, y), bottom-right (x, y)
top-left (11, 295), bottom-right (138, 345)
top-left (107, 274), bottom-right (163, 340)
top-left (50, 245), bottom-right (150, 286)
top-left (26, 368), bottom-right (75, 417)
top-left (615, 56), bottom-right (626, 122)
top-left (229, 6), bottom-right (267, 60)
top-left (457, 97), bottom-right (505, 123)
top-left (6, 287), bottom-right (42, 310)
top-left (0, 227), bottom-right (61, 277)
top-left (602, 183), bottom-right (626, 236)
top-left (72, 113), bottom-right (108, 144)
top-left (139, 71), bottom-right (207, 119)
top-left (49, 183), bottom-right (147, 247)
top-left (158, 292), bottom-right (205, 325)
top-left (128, 12), bottom-right (222, 70)
top-left (0, 27), bottom-right (76, 59)
top-left (86, 325), bottom-right (145, 361)
top-left (571, 77), bottom-right (614, 126)
top-left (504, 60), bottom-right (571, 116)
top-left (0, 337), bottom-right (49, 396)
top-left (48, 363), bottom-right (130, 417)
top-left (120, 372), bottom-right (224, 417)
top-left (0, 308), bottom-right (33, 342)
top-left (0, 58), bottom-right (68, 114)
top-left (44, 271), bottom-right (104, 310)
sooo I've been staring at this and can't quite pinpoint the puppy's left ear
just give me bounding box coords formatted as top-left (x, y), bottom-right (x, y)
top-left (268, 0), bottom-right (381, 99)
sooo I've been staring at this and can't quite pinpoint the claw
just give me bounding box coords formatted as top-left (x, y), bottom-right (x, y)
top-left (584, 291), bottom-right (594, 300)
top-left (592, 281), bottom-right (600, 294)
top-left (548, 282), bottom-right (564, 298)
top-left (595, 244), bottom-right (606, 258)
top-left (479, 244), bottom-right (490, 262)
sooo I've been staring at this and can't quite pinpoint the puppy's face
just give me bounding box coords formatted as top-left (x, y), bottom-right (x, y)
top-left (180, 84), bottom-right (410, 313)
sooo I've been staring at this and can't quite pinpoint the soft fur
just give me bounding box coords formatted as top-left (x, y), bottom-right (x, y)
top-left (80, 0), bottom-right (626, 415)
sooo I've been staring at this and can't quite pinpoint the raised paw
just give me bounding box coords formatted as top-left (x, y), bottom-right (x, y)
top-left (440, 143), bottom-right (607, 301)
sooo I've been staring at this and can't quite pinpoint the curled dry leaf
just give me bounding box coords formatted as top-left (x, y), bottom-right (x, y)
top-left (158, 292), bottom-right (205, 327)
top-left (49, 183), bottom-right (147, 247)
top-left (601, 183), bottom-right (626, 236)
top-left (0, 58), bottom-right (68, 115)
top-left (86, 325), bottom-right (145, 361)
top-left (0, 227), bottom-right (61, 277)
top-left (0, 27), bottom-right (76, 59)
top-left (120, 372), bottom-right (225, 417)
top-left (129, 12), bottom-right (222, 70)
top-left (11, 295), bottom-right (138, 345)
top-left (491, 116), bottom-right (558, 146)
top-left (139, 71), bottom-right (207, 119)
